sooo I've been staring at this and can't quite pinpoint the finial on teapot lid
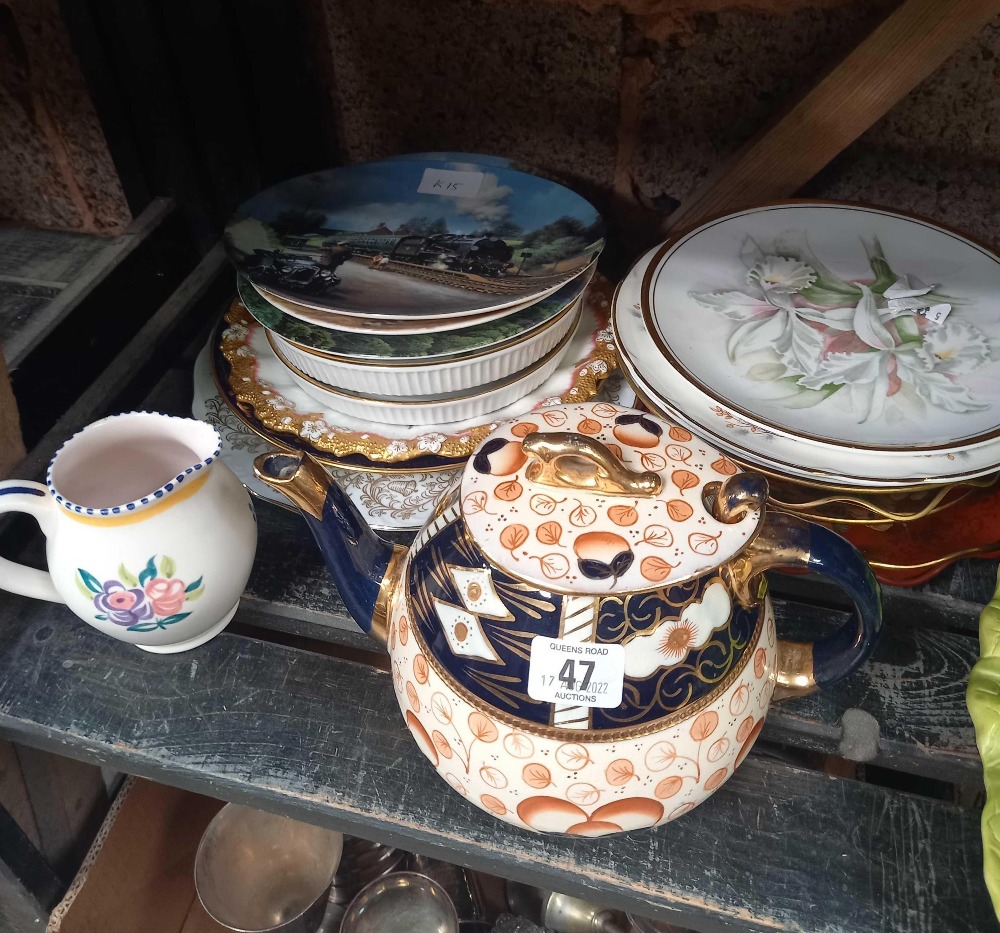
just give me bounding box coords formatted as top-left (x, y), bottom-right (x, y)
top-left (461, 402), bottom-right (767, 594)
top-left (521, 432), bottom-right (662, 497)
top-left (705, 473), bottom-right (769, 525)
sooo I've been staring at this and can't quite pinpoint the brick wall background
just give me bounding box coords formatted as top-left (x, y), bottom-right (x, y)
top-left (2, 0), bottom-right (998, 254)
top-left (312, 0), bottom-right (1000, 253)
top-left (0, 0), bottom-right (131, 235)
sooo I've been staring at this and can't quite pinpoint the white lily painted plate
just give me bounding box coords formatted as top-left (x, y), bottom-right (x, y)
top-left (641, 203), bottom-right (1000, 455)
top-left (616, 241), bottom-right (1000, 486)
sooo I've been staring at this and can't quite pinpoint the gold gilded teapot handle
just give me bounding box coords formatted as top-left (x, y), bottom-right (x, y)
top-left (725, 508), bottom-right (883, 701)
top-left (520, 432), bottom-right (662, 497)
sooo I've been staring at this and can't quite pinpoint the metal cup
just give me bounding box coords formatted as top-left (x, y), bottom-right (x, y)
top-left (194, 803), bottom-right (343, 933)
top-left (340, 871), bottom-right (459, 933)
top-left (507, 881), bottom-right (629, 933)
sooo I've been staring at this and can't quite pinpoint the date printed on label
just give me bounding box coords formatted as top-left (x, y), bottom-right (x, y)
top-left (527, 637), bottom-right (624, 708)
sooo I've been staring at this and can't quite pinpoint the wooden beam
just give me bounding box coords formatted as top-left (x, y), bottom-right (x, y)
top-left (0, 351), bottom-right (25, 479)
top-left (661, 0), bottom-right (1000, 235)
top-left (0, 742), bottom-right (41, 852)
top-left (0, 804), bottom-right (62, 915)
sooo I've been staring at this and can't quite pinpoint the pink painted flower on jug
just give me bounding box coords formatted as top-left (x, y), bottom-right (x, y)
top-left (78, 555), bottom-right (204, 633)
top-left (144, 577), bottom-right (187, 616)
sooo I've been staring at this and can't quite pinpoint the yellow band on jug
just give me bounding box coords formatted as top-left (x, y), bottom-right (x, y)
top-left (63, 470), bottom-right (210, 527)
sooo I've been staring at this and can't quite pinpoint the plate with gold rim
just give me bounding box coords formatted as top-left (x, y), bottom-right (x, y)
top-left (236, 269), bottom-right (591, 363)
top-left (637, 203), bottom-right (1000, 460)
top-left (213, 277), bottom-right (619, 466)
top-left (193, 344), bottom-right (464, 530)
top-left (225, 157), bottom-right (604, 319)
top-left (197, 345), bottom-right (635, 531)
top-left (621, 346), bottom-right (1000, 491)
top-left (615, 239), bottom-right (1000, 485)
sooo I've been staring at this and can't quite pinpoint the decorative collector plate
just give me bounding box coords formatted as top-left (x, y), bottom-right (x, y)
top-left (224, 157), bottom-right (604, 319)
top-left (236, 269), bottom-right (591, 361)
top-left (250, 276), bottom-right (566, 335)
top-left (642, 203), bottom-right (1000, 453)
top-left (215, 277), bottom-right (619, 465)
top-left (616, 238), bottom-right (1000, 486)
top-left (194, 345), bottom-right (635, 532)
top-left (193, 345), bottom-right (461, 531)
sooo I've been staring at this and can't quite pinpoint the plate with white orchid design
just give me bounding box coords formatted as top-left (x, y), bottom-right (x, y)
top-left (214, 276), bottom-right (619, 466)
top-left (616, 239), bottom-right (1000, 485)
top-left (641, 204), bottom-right (1000, 455)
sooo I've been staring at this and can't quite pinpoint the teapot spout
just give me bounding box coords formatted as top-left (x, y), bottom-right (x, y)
top-left (253, 452), bottom-right (403, 647)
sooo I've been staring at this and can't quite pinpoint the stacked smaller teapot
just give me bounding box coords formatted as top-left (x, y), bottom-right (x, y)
top-left (255, 402), bottom-right (880, 834)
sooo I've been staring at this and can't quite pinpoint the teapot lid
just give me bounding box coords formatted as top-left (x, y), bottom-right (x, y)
top-left (461, 402), bottom-right (764, 594)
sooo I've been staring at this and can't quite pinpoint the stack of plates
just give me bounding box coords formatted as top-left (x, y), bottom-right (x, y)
top-left (224, 154), bottom-right (605, 426)
top-left (613, 202), bottom-right (1000, 580)
top-left (203, 154), bottom-right (628, 531)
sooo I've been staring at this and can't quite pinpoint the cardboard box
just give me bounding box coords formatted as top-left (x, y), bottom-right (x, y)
top-left (47, 777), bottom-right (230, 933)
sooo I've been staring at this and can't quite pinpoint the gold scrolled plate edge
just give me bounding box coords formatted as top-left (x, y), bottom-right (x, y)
top-left (403, 577), bottom-right (765, 743)
top-left (620, 360), bottom-right (1000, 494)
top-left (209, 362), bottom-right (465, 475)
top-left (868, 542), bottom-right (1000, 572)
top-left (768, 479), bottom-right (993, 525)
top-left (219, 299), bottom-right (618, 465)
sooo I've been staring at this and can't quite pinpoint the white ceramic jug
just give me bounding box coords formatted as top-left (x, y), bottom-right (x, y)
top-left (0, 412), bottom-right (257, 652)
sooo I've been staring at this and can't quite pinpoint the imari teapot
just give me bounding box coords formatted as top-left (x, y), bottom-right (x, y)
top-left (254, 402), bottom-right (881, 835)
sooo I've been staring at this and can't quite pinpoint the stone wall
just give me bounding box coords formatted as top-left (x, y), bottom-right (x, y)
top-left (5, 0), bottom-right (995, 248)
top-left (0, 0), bottom-right (131, 235)
top-left (313, 0), bottom-right (1000, 255)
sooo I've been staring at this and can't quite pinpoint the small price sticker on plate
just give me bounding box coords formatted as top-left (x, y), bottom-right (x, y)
top-left (527, 637), bottom-right (625, 709)
top-left (417, 168), bottom-right (484, 198)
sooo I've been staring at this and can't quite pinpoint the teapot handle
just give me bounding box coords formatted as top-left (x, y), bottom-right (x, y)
top-left (730, 510), bottom-right (882, 700)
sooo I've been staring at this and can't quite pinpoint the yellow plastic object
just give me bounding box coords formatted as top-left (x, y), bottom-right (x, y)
top-left (967, 567), bottom-right (1000, 919)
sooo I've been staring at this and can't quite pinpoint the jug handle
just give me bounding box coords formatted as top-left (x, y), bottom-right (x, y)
top-left (0, 481), bottom-right (63, 602)
top-left (727, 510), bottom-right (882, 701)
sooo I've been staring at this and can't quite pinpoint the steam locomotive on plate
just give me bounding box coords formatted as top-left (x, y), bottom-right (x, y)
top-left (243, 248), bottom-right (346, 296)
top-left (243, 231), bottom-right (516, 297)
top-left (344, 233), bottom-right (514, 278)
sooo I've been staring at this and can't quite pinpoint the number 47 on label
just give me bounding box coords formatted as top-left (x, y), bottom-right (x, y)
top-left (527, 637), bottom-right (625, 708)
